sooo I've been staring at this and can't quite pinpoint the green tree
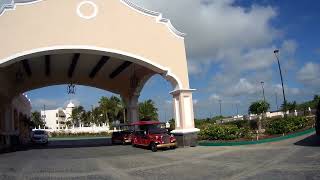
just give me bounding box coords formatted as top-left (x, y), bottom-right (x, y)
top-left (99, 96), bottom-right (124, 124)
top-left (91, 107), bottom-right (105, 125)
top-left (248, 100), bottom-right (270, 131)
top-left (70, 106), bottom-right (86, 127)
top-left (31, 111), bottom-right (45, 128)
top-left (138, 99), bottom-right (158, 120)
top-left (282, 101), bottom-right (297, 112)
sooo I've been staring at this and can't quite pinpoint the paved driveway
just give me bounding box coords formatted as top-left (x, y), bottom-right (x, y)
top-left (0, 133), bottom-right (319, 180)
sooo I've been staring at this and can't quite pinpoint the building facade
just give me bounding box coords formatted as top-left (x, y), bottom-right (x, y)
top-left (41, 102), bottom-right (75, 130)
top-left (0, 94), bottom-right (32, 150)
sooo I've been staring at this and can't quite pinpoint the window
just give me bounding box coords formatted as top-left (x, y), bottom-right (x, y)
top-left (56, 120), bottom-right (58, 124)
top-left (56, 113), bottom-right (58, 117)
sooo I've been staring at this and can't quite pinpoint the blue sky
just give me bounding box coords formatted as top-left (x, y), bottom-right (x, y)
top-left (15, 0), bottom-right (320, 120)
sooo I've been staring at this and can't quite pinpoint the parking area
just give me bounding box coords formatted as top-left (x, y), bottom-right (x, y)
top-left (0, 133), bottom-right (319, 180)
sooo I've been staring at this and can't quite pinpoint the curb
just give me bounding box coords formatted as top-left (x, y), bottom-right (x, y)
top-left (198, 128), bottom-right (315, 146)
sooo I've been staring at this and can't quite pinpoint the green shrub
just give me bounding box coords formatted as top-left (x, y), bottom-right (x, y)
top-left (199, 124), bottom-right (252, 140)
top-left (49, 131), bottom-right (112, 138)
top-left (265, 116), bottom-right (310, 135)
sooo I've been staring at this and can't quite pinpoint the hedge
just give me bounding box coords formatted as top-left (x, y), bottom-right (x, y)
top-left (198, 124), bottom-right (252, 140)
top-left (49, 131), bottom-right (112, 138)
top-left (265, 116), bottom-right (313, 135)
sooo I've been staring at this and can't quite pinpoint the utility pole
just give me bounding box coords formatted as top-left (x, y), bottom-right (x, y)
top-left (219, 100), bottom-right (222, 123)
top-left (261, 81), bottom-right (266, 102)
top-left (274, 49), bottom-right (287, 115)
top-left (236, 103), bottom-right (239, 116)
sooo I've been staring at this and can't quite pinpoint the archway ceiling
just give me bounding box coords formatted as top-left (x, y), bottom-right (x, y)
top-left (2, 52), bottom-right (155, 96)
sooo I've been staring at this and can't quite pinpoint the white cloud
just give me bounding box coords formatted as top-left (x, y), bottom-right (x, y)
top-left (31, 98), bottom-right (59, 110)
top-left (209, 93), bottom-right (221, 101)
top-left (130, 0), bottom-right (278, 75)
top-left (281, 39), bottom-right (297, 55)
top-left (224, 78), bottom-right (259, 97)
top-left (297, 62), bottom-right (320, 87)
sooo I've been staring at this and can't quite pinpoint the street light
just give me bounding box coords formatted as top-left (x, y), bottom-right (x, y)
top-left (274, 49), bottom-right (287, 114)
top-left (261, 81), bottom-right (266, 102)
top-left (219, 100), bottom-right (222, 123)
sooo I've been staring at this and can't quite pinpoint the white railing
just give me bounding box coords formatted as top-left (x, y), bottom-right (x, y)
top-left (33, 125), bottom-right (113, 134)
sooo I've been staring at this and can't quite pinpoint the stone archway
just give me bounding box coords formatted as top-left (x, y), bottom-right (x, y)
top-left (0, 0), bottom-right (199, 146)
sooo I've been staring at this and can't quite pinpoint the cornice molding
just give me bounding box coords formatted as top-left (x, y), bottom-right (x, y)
top-left (0, 0), bottom-right (41, 16)
top-left (120, 0), bottom-right (186, 38)
top-left (0, 0), bottom-right (186, 38)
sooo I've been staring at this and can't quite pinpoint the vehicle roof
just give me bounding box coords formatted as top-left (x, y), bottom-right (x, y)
top-left (130, 121), bottom-right (162, 125)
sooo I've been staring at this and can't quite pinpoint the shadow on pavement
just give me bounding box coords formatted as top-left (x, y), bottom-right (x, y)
top-left (1, 138), bottom-right (116, 154)
top-left (294, 134), bottom-right (320, 147)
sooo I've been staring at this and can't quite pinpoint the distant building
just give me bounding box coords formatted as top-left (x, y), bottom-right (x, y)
top-left (41, 101), bottom-right (75, 130)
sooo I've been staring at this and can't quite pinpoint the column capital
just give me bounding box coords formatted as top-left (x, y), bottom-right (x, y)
top-left (170, 89), bottom-right (196, 96)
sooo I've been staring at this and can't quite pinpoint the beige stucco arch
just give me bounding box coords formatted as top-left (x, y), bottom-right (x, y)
top-left (0, 0), bottom-right (199, 146)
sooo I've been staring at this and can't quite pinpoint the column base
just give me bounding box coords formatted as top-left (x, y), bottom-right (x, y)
top-left (171, 128), bottom-right (200, 147)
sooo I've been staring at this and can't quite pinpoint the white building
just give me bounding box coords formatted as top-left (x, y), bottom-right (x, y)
top-left (41, 101), bottom-right (75, 130)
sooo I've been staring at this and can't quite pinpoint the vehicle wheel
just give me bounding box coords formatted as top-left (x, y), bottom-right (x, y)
top-left (170, 146), bottom-right (176, 149)
top-left (150, 142), bottom-right (157, 152)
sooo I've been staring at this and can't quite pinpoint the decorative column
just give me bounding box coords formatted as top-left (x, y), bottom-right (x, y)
top-left (170, 89), bottom-right (199, 147)
top-left (126, 94), bottom-right (139, 123)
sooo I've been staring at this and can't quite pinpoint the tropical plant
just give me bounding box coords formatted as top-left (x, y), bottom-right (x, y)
top-left (249, 100), bottom-right (270, 115)
top-left (281, 100), bottom-right (297, 112)
top-left (199, 124), bottom-right (251, 140)
top-left (138, 99), bottom-right (158, 120)
top-left (248, 100), bottom-right (270, 131)
top-left (31, 111), bottom-right (45, 128)
top-left (70, 106), bottom-right (86, 127)
top-left (99, 96), bottom-right (124, 124)
top-left (265, 116), bottom-right (310, 135)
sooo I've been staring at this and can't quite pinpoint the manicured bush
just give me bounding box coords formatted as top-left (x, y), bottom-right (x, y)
top-left (265, 116), bottom-right (311, 135)
top-left (225, 119), bottom-right (259, 130)
top-left (195, 119), bottom-right (215, 129)
top-left (199, 124), bottom-right (252, 140)
top-left (49, 131), bottom-right (112, 138)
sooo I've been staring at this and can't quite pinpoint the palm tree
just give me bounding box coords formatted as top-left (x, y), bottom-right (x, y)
top-left (138, 99), bottom-right (158, 121)
top-left (70, 106), bottom-right (86, 127)
top-left (99, 96), bottom-right (124, 125)
top-left (249, 100), bottom-right (270, 131)
top-left (31, 111), bottom-right (45, 128)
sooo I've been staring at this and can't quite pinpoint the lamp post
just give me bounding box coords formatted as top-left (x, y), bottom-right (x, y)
top-left (236, 103), bottom-right (239, 116)
top-left (274, 50), bottom-right (287, 114)
top-left (261, 81), bottom-right (266, 102)
top-left (219, 100), bottom-right (222, 123)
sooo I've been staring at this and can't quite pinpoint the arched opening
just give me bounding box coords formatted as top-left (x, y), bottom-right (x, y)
top-left (0, 48), bottom-right (180, 99)
top-left (0, 48), bottom-right (195, 148)
top-left (138, 74), bottom-right (174, 123)
top-left (0, 0), bottom-right (198, 148)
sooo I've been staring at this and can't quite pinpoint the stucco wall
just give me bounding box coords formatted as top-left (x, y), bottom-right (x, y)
top-left (0, 0), bottom-right (190, 90)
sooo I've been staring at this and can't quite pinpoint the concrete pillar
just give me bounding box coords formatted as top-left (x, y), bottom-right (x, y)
top-left (126, 94), bottom-right (139, 123)
top-left (170, 89), bottom-right (199, 147)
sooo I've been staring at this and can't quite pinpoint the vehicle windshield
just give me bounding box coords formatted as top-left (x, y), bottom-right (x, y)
top-left (143, 124), bottom-right (167, 134)
top-left (33, 130), bottom-right (45, 135)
